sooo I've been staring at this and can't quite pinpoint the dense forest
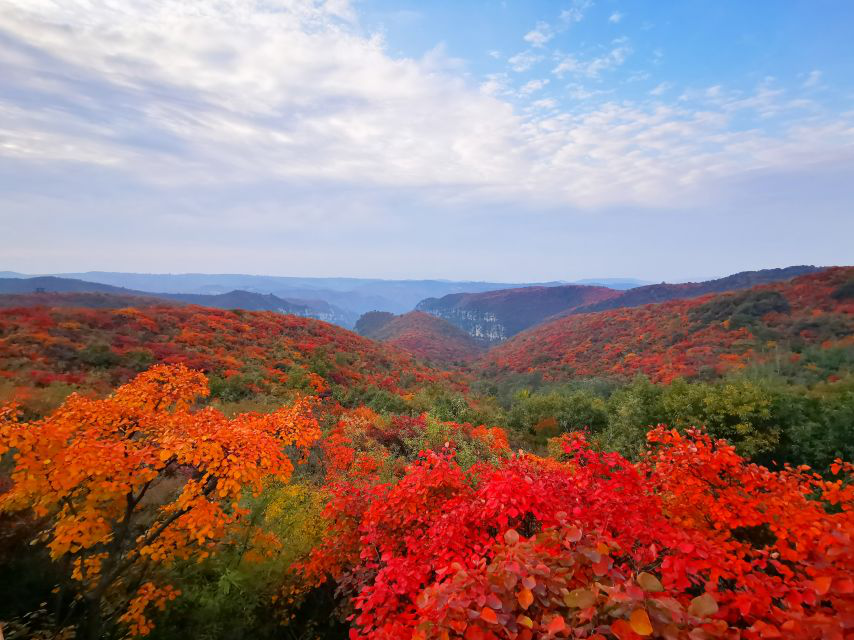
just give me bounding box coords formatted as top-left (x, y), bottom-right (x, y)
top-left (1, 268), bottom-right (852, 639)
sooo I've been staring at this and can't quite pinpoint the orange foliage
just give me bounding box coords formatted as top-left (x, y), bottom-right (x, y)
top-left (0, 364), bottom-right (320, 636)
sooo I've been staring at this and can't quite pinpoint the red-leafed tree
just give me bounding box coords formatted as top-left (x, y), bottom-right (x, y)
top-left (302, 429), bottom-right (853, 639)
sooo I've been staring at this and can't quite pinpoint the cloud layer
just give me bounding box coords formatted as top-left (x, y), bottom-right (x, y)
top-left (0, 0), bottom-right (852, 278)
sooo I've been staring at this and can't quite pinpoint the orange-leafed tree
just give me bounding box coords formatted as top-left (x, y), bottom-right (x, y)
top-left (0, 364), bottom-right (320, 638)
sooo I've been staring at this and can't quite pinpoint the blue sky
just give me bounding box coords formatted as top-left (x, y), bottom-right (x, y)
top-left (0, 0), bottom-right (852, 281)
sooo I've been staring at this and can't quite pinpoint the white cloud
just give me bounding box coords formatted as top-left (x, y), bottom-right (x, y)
top-left (649, 82), bottom-right (672, 96)
top-left (0, 0), bottom-right (852, 220)
top-left (481, 73), bottom-right (511, 96)
top-left (531, 98), bottom-right (558, 110)
top-left (560, 0), bottom-right (593, 25)
top-left (803, 70), bottom-right (822, 88)
top-left (507, 50), bottom-right (543, 72)
top-left (553, 39), bottom-right (632, 78)
top-left (523, 21), bottom-right (553, 48)
top-left (609, 11), bottom-right (623, 23)
top-left (519, 78), bottom-right (550, 95)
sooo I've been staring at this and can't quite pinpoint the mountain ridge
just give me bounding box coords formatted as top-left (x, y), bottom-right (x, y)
top-left (415, 265), bottom-right (827, 344)
top-left (0, 276), bottom-right (356, 327)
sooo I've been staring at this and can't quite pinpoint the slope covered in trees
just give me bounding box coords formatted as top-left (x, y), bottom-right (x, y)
top-left (568, 265), bottom-right (823, 316)
top-left (359, 311), bottom-right (485, 365)
top-left (482, 267), bottom-right (854, 384)
top-left (1, 268), bottom-right (853, 640)
top-left (3, 366), bottom-right (852, 639)
top-left (415, 266), bottom-right (823, 346)
top-left (0, 301), bottom-right (455, 415)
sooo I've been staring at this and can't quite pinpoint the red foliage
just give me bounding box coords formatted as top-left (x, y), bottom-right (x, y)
top-left (483, 268), bottom-right (854, 383)
top-left (369, 311), bottom-right (485, 365)
top-left (0, 303), bottom-right (455, 405)
top-left (302, 429), bottom-right (854, 639)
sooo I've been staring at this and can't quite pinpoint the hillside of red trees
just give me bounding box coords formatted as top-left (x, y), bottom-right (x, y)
top-left (362, 311), bottom-right (485, 365)
top-left (567, 265), bottom-right (823, 316)
top-left (482, 267), bottom-right (854, 383)
top-left (1, 269), bottom-right (853, 639)
top-left (0, 299), bottom-right (454, 413)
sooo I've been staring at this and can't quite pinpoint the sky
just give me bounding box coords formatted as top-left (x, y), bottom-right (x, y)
top-left (1, 0), bottom-right (852, 282)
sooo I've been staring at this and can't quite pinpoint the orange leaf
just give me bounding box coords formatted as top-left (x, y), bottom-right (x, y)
top-left (814, 576), bottom-right (832, 595)
top-left (546, 615), bottom-right (565, 635)
top-left (480, 607), bottom-right (498, 624)
top-left (630, 609), bottom-right (653, 636)
top-left (517, 587), bottom-right (534, 610)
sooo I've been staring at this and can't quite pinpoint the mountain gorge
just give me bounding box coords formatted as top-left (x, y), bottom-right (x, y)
top-left (416, 284), bottom-right (620, 345)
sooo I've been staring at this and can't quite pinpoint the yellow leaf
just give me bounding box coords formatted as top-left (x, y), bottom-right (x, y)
top-left (688, 593), bottom-right (719, 618)
top-left (564, 587), bottom-right (595, 608)
top-left (637, 572), bottom-right (664, 592)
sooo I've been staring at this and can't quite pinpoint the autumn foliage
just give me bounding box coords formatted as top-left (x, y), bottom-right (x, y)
top-left (483, 268), bottom-right (854, 383)
top-left (0, 302), bottom-right (452, 411)
top-left (0, 269), bottom-right (852, 639)
top-left (0, 364), bottom-right (320, 637)
top-left (303, 429), bottom-right (853, 639)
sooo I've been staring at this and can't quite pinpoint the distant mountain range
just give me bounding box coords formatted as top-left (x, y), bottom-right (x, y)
top-left (416, 266), bottom-right (824, 344)
top-left (1, 265), bottom-right (849, 384)
top-left (0, 276), bottom-right (356, 326)
top-left (0, 271), bottom-right (649, 318)
top-left (0, 267), bottom-right (826, 340)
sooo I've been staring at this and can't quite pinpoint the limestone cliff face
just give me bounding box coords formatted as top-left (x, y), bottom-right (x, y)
top-left (416, 285), bottom-right (620, 345)
top-left (418, 308), bottom-right (507, 344)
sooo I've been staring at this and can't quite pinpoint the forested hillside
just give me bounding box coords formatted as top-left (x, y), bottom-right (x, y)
top-left (567, 265), bottom-right (823, 315)
top-left (483, 267), bottom-right (853, 384)
top-left (0, 300), bottom-right (457, 417)
top-left (1, 269), bottom-right (852, 640)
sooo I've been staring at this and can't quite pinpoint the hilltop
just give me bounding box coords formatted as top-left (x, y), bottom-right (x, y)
top-left (357, 310), bottom-right (485, 365)
top-left (0, 276), bottom-right (356, 327)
